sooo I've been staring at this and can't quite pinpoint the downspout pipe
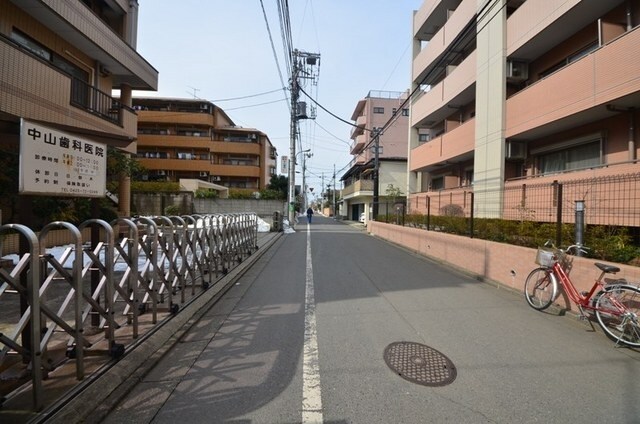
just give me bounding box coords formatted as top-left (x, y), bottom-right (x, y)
top-left (631, 110), bottom-right (637, 161)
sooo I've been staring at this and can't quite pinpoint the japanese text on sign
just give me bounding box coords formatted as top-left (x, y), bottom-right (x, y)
top-left (19, 119), bottom-right (107, 197)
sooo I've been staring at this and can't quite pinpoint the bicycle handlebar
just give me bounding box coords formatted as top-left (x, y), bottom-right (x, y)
top-left (543, 240), bottom-right (589, 255)
top-left (565, 245), bottom-right (589, 255)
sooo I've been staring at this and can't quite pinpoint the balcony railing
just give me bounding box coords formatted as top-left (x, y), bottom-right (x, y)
top-left (342, 179), bottom-right (374, 197)
top-left (70, 78), bottom-right (124, 126)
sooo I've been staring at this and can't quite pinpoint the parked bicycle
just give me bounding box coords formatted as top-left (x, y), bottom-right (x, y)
top-left (524, 242), bottom-right (640, 347)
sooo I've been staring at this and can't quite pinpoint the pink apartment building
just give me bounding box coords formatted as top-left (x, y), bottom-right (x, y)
top-left (408, 0), bottom-right (640, 225)
top-left (342, 91), bottom-right (410, 222)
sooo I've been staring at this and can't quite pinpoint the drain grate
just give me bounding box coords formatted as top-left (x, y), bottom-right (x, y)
top-left (383, 341), bottom-right (457, 387)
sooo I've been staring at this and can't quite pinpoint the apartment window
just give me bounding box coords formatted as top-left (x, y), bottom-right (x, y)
top-left (402, 109), bottom-right (409, 117)
top-left (11, 29), bottom-right (88, 81)
top-left (392, 108), bottom-right (397, 115)
top-left (431, 177), bottom-right (444, 191)
top-left (540, 41), bottom-right (599, 79)
top-left (12, 26), bottom-right (90, 116)
top-left (373, 107), bottom-right (384, 114)
top-left (11, 29), bottom-right (51, 61)
top-left (222, 154), bottom-right (258, 166)
top-left (418, 134), bottom-right (430, 142)
top-left (81, 0), bottom-right (125, 36)
top-left (139, 152), bottom-right (168, 159)
top-left (568, 41), bottom-right (599, 62)
top-left (534, 137), bottom-right (602, 174)
top-left (463, 169), bottom-right (474, 186)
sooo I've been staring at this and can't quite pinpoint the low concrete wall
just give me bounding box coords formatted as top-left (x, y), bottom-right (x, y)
top-left (132, 192), bottom-right (194, 215)
top-left (368, 221), bottom-right (640, 312)
top-left (131, 194), bottom-right (285, 218)
top-left (193, 198), bottom-right (285, 217)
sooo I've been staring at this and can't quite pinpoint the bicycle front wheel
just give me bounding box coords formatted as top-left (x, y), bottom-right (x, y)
top-left (524, 267), bottom-right (557, 311)
top-left (594, 284), bottom-right (640, 347)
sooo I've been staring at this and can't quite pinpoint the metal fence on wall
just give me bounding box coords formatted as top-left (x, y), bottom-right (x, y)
top-left (0, 213), bottom-right (258, 412)
top-left (501, 173), bottom-right (640, 227)
top-left (394, 172), bottom-right (640, 240)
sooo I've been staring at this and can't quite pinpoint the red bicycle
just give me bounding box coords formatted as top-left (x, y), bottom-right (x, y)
top-left (524, 243), bottom-right (640, 347)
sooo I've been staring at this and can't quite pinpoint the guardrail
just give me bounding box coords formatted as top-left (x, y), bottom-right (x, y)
top-left (0, 213), bottom-right (258, 412)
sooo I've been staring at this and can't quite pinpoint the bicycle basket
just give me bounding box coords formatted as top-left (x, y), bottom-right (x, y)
top-left (535, 247), bottom-right (556, 267)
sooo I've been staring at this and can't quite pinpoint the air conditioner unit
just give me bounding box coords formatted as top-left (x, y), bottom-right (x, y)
top-left (507, 60), bottom-right (528, 81)
top-left (199, 172), bottom-right (208, 177)
top-left (506, 141), bottom-right (526, 160)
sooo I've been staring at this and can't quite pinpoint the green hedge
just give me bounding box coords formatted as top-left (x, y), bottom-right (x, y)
top-left (398, 213), bottom-right (640, 265)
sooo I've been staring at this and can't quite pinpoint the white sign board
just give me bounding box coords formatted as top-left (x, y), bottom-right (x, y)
top-left (281, 155), bottom-right (289, 174)
top-left (19, 119), bottom-right (107, 197)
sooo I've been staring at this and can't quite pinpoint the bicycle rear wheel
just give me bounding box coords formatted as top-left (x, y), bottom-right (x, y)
top-left (524, 267), bottom-right (557, 310)
top-left (594, 284), bottom-right (640, 347)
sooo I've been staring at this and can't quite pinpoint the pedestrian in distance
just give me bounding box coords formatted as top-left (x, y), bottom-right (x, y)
top-left (306, 207), bottom-right (314, 223)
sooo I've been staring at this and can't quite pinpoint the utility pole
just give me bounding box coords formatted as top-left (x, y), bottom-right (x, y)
top-left (302, 151), bottom-right (312, 212)
top-left (321, 172), bottom-right (324, 213)
top-left (332, 164), bottom-right (336, 219)
top-left (372, 129), bottom-right (380, 220)
top-left (287, 59), bottom-right (299, 226)
top-left (287, 49), bottom-right (320, 227)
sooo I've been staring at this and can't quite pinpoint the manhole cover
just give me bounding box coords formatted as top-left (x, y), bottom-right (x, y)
top-left (383, 342), bottom-right (457, 387)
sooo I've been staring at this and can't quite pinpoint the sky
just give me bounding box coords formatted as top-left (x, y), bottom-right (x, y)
top-left (134, 1), bottom-right (423, 195)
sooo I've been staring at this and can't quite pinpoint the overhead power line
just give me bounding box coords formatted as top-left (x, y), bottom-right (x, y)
top-left (223, 98), bottom-right (288, 111)
top-left (276, 0), bottom-right (294, 74)
top-left (259, 0), bottom-right (291, 112)
top-left (299, 0), bottom-right (511, 157)
top-left (211, 88), bottom-right (284, 102)
top-left (298, 86), bottom-right (363, 130)
top-left (359, 0), bottom-right (512, 155)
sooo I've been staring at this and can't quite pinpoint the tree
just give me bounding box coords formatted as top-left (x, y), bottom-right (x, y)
top-left (107, 146), bottom-right (145, 182)
top-left (266, 175), bottom-right (288, 200)
top-left (385, 184), bottom-right (404, 204)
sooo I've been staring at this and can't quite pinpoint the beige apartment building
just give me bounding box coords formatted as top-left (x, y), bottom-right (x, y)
top-left (0, 0), bottom-right (158, 218)
top-left (342, 90), bottom-right (410, 222)
top-left (133, 97), bottom-right (277, 192)
top-left (408, 0), bottom-right (640, 223)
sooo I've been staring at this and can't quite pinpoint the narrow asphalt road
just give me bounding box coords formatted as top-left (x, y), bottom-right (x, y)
top-left (102, 216), bottom-right (640, 424)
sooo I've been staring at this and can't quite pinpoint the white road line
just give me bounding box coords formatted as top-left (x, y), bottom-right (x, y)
top-left (302, 223), bottom-right (323, 423)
